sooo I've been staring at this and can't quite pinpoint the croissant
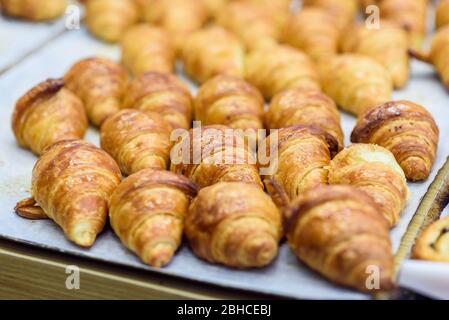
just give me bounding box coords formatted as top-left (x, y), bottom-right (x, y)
top-left (86, 0), bottom-right (138, 43)
top-left (436, 0), bottom-right (449, 29)
top-left (170, 125), bottom-right (263, 189)
top-left (181, 26), bottom-right (245, 84)
top-left (64, 57), bottom-right (128, 127)
top-left (100, 109), bottom-right (171, 176)
top-left (320, 54), bottom-right (393, 116)
top-left (186, 182), bottom-right (282, 268)
top-left (284, 185), bottom-right (394, 292)
top-left (121, 24), bottom-right (175, 77)
top-left (0, 0), bottom-right (66, 21)
top-left (413, 216), bottom-right (449, 263)
top-left (340, 23), bottom-right (410, 89)
top-left (109, 169), bottom-right (197, 267)
top-left (266, 88), bottom-right (344, 151)
top-left (122, 72), bottom-right (193, 130)
top-left (11, 79), bottom-right (88, 156)
top-left (302, 0), bottom-right (358, 30)
top-left (328, 144), bottom-right (409, 227)
top-left (351, 101), bottom-right (439, 181)
top-left (194, 75), bottom-right (264, 146)
top-left (409, 26), bottom-right (449, 91)
top-left (282, 8), bottom-right (340, 63)
top-left (245, 44), bottom-right (320, 100)
top-left (15, 140), bottom-right (121, 247)
top-left (261, 125), bottom-right (338, 208)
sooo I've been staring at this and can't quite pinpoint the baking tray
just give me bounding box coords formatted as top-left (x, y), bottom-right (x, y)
top-left (0, 19), bottom-right (448, 300)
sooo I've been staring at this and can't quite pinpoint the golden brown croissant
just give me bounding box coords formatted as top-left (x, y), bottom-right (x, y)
top-left (0, 0), bottom-right (66, 21)
top-left (100, 109), bottom-right (171, 176)
top-left (436, 0), bottom-right (449, 29)
top-left (284, 185), bottom-right (394, 292)
top-left (302, 0), bottom-right (358, 30)
top-left (328, 144), bottom-right (409, 227)
top-left (245, 44), bottom-right (320, 100)
top-left (409, 26), bottom-right (449, 91)
top-left (351, 101), bottom-right (439, 181)
top-left (340, 23), bottom-right (410, 89)
top-left (122, 72), bottom-right (193, 130)
top-left (64, 57), bottom-right (128, 127)
top-left (266, 88), bottom-right (344, 151)
top-left (86, 0), bottom-right (139, 43)
top-left (170, 125), bottom-right (263, 189)
top-left (11, 79), bottom-right (88, 156)
top-left (282, 8), bottom-right (340, 63)
top-left (15, 140), bottom-right (121, 247)
top-left (120, 24), bottom-right (175, 77)
top-left (194, 75), bottom-right (264, 146)
top-left (109, 168), bottom-right (197, 267)
top-left (181, 26), bottom-right (245, 84)
top-left (186, 182), bottom-right (282, 268)
top-left (320, 54), bottom-right (393, 116)
top-left (261, 125), bottom-right (338, 208)
top-left (413, 216), bottom-right (449, 263)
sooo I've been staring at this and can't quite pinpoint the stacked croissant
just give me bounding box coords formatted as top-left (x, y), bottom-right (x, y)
top-left (10, 0), bottom-right (447, 295)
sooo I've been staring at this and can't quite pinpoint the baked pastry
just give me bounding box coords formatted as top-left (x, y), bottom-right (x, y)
top-left (86, 0), bottom-right (138, 43)
top-left (266, 88), bottom-right (344, 151)
top-left (320, 54), bottom-right (393, 116)
top-left (328, 144), bottom-right (409, 227)
top-left (282, 8), bottom-right (340, 63)
top-left (340, 23), bottom-right (409, 89)
top-left (245, 44), bottom-right (320, 100)
top-left (0, 0), bottom-right (66, 21)
top-left (436, 0), bottom-right (449, 29)
top-left (351, 100), bottom-right (439, 181)
top-left (284, 185), bottom-right (394, 292)
top-left (15, 140), bottom-right (121, 247)
top-left (186, 182), bottom-right (282, 268)
top-left (109, 168), bottom-right (197, 267)
top-left (181, 26), bottom-right (245, 84)
top-left (64, 57), bottom-right (128, 127)
top-left (194, 75), bottom-right (264, 146)
top-left (122, 72), bottom-right (193, 130)
top-left (100, 109), bottom-right (171, 175)
top-left (121, 24), bottom-right (175, 76)
top-left (170, 125), bottom-right (263, 189)
top-left (413, 216), bottom-right (449, 263)
top-left (302, 0), bottom-right (358, 30)
top-left (261, 125), bottom-right (338, 208)
top-left (11, 79), bottom-right (88, 156)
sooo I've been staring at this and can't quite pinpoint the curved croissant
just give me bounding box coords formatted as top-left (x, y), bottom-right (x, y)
top-left (100, 109), bottom-right (172, 176)
top-left (282, 8), bottom-right (340, 63)
top-left (302, 0), bottom-right (358, 30)
top-left (320, 54), bottom-right (393, 116)
top-left (266, 89), bottom-right (344, 151)
top-left (0, 0), bottom-right (66, 21)
top-left (186, 182), bottom-right (282, 268)
top-left (86, 0), bottom-right (138, 43)
top-left (181, 26), bottom-right (245, 84)
top-left (284, 185), bottom-right (394, 292)
top-left (340, 23), bottom-right (409, 89)
top-left (11, 78), bottom-right (88, 155)
top-left (245, 44), bottom-right (320, 100)
top-left (64, 57), bottom-right (128, 127)
top-left (328, 144), bottom-right (409, 227)
top-left (413, 216), bottom-right (449, 263)
top-left (261, 125), bottom-right (338, 208)
top-left (170, 125), bottom-right (263, 189)
top-left (121, 24), bottom-right (175, 77)
top-left (15, 140), bottom-right (121, 247)
top-left (109, 169), bottom-right (197, 267)
top-left (122, 72), bottom-right (193, 130)
top-left (351, 101), bottom-right (439, 181)
top-left (194, 75), bottom-right (264, 146)
top-left (436, 0), bottom-right (449, 29)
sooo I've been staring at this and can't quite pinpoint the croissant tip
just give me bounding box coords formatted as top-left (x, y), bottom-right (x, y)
top-left (71, 228), bottom-right (97, 248)
top-left (143, 243), bottom-right (176, 268)
top-left (401, 156), bottom-right (430, 181)
top-left (244, 236), bottom-right (278, 267)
